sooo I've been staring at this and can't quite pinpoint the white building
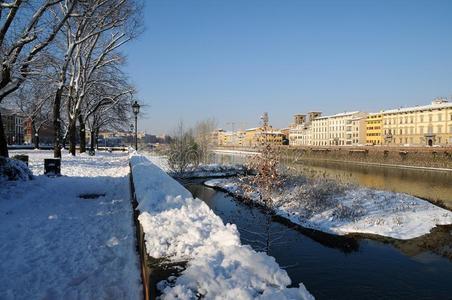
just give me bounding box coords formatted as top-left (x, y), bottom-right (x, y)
top-left (311, 111), bottom-right (367, 146)
top-left (289, 124), bottom-right (311, 146)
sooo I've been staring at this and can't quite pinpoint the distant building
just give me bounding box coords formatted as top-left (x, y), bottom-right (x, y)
top-left (1, 107), bottom-right (24, 145)
top-left (23, 118), bottom-right (55, 145)
top-left (381, 98), bottom-right (452, 146)
top-left (311, 111), bottom-right (367, 146)
top-left (366, 113), bottom-right (383, 145)
top-left (289, 112), bottom-right (320, 146)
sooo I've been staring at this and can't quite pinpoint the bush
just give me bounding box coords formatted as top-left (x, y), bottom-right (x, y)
top-left (0, 157), bottom-right (33, 181)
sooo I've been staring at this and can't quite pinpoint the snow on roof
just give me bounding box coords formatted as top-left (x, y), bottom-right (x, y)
top-left (381, 100), bottom-right (452, 115)
top-left (314, 111), bottom-right (362, 120)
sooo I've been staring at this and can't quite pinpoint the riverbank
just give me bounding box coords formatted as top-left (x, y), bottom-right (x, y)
top-left (214, 146), bottom-right (452, 171)
top-left (130, 154), bottom-right (313, 299)
top-left (205, 177), bottom-right (452, 240)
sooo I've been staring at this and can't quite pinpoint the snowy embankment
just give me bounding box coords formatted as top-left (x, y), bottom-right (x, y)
top-left (205, 178), bottom-right (452, 240)
top-left (130, 155), bottom-right (313, 300)
top-left (0, 150), bottom-right (142, 299)
top-left (146, 153), bottom-right (246, 178)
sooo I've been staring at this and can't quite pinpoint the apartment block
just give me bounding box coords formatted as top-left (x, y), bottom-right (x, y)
top-left (382, 99), bottom-right (452, 146)
top-left (366, 113), bottom-right (383, 145)
top-left (311, 111), bottom-right (367, 146)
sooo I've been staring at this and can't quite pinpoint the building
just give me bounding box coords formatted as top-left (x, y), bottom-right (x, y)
top-left (311, 111), bottom-right (367, 146)
top-left (211, 129), bottom-right (225, 146)
top-left (365, 113), bottom-right (383, 145)
top-left (289, 124), bottom-right (311, 146)
top-left (1, 108), bottom-right (24, 145)
top-left (347, 115), bottom-right (367, 146)
top-left (382, 98), bottom-right (452, 146)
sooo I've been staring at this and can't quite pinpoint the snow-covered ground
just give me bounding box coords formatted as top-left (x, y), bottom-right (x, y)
top-left (205, 178), bottom-right (452, 240)
top-left (130, 155), bottom-right (313, 299)
top-left (0, 150), bottom-right (142, 299)
top-left (146, 153), bottom-right (246, 178)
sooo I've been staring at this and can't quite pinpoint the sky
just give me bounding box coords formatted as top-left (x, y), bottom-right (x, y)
top-left (123, 0), bottom-right (452, 135)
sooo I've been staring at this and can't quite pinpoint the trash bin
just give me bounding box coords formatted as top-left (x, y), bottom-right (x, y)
top-left (44, 158), bottom-right (61, 176)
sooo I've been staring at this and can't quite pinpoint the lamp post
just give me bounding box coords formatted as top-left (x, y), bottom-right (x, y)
top-left (129, 123), bottom-right (134, 148)
top-left (132, 101), bottom-right (140, 151)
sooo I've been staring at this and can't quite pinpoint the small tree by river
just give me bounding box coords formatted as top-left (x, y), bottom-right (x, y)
top-left (167, 122), bottom-right (201, 175)
top-left (240, 138), bottom-right (287, 254)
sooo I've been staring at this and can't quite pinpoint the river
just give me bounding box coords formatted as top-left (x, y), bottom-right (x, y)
top-left (184, 180), bottom-right (452, 300)
top-left (187, 151), bottom-right (452, 299)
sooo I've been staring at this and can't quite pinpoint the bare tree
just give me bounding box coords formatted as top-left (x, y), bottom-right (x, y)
top-left (0, 0), bottom-right (77, 157)
top-left (239, 120), bottom-right (285, 254)
top-left (13, 76), bottom-right (54, 148)
top-left (51, 0), bottom-right (142, 157)
top-left (86, 94), bottom-right (132, 151)
top-left (80, 67), bottom-right (134, 153)
top-left (167, 121), bottom-right (201, 175)
top-left (193, 118), bottom-right (217, 163)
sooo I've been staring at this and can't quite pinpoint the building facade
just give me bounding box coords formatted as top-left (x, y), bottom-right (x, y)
top-left (382, 99), bottom-right (452, 146)
top-left (311, 111), bottom-right (367, 146)
top-left (365, 113), bottom-right (383, 145)
top-left (1, 108), bottom-right (24, 145)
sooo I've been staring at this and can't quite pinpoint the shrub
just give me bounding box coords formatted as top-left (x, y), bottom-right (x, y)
top-left (0, 157), bottom-right (33, 181)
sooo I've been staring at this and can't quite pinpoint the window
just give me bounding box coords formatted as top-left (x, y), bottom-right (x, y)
top-left (438, 113), bottom-right (442, 121)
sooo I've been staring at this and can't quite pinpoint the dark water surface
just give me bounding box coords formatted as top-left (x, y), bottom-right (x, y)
top-left (185, 180), bottom-right (452, 300)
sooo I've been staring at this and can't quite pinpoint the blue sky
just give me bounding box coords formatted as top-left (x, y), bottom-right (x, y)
top-left (123, 0), bottom-right (452, 135)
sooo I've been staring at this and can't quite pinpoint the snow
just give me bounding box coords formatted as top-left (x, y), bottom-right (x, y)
top-left (0, 156), bottom-right (33, 181)
top-left (129, 154), bottom-right (313, 299)
top-left (205, 178), bottom-right (452, 240)
top-left (0, 150), bottom-right (142, 299)
top-left (145, 153), bottom-right (246, 178)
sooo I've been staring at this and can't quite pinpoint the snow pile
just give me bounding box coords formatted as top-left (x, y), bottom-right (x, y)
top-left (130, 155), bottom-right (313, 299)
top-left (0, 156), bottom-right (33, 181)
top-left (0, 151), bottom-right (142, 299)
top-left (205, 178), bottom-right (452, 240)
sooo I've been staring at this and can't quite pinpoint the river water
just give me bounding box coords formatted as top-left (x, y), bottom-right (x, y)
top-left (185, 181), bottom-right (452, 300)
top-left (184, 152), bottom-right (452, 299)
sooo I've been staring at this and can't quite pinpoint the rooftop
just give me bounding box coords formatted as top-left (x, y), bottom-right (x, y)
top-left (381, 99), bottom-right (452, 115)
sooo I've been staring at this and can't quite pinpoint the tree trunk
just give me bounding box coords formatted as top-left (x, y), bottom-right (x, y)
top-left (90, 129), bottom-right (95, 151)
top-left (33, 123), bottom-right (39, 149)
top-left (53, 90), bottom-right (62, 158)
top-left (68, 119), bottom-right (77, 156)
top-left (0, 110), bottom-right (9, 157)
top-left (79, 115), bottom-right (86, 153)
top-left (95, 128), bottom-right (100, 149)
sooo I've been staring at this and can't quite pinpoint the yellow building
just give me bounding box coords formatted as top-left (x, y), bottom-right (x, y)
top-left (382, 98), bottom-right (452, 146)
top-left (365, 113), bottom-right (383, 145)
top-left (244, 126), bottom-right (284, 147)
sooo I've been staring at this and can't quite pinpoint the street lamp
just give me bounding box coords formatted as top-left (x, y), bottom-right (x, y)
top-left (132, 101), bottom-right (140, 151)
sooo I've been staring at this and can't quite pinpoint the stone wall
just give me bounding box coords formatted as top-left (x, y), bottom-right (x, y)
top-left (216, 146), bottom-right (452, 169)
